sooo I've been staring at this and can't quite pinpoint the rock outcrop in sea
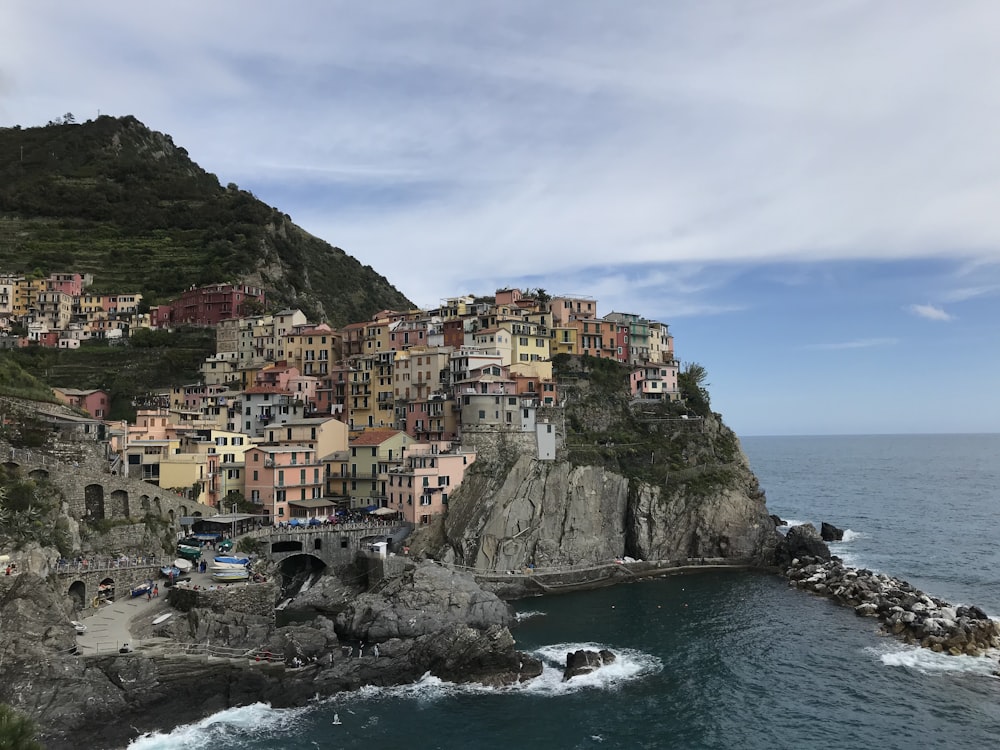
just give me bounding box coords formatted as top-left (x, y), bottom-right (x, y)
top-left (779, 524), bottom-right (1000, 656)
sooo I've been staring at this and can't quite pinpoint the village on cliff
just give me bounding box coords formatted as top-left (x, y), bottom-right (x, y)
top-left (0, 274), bottom-right (682, 527)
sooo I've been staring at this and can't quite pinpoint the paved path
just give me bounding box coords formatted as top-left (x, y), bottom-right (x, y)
top-left (73, 550), bottom-right (238, 656)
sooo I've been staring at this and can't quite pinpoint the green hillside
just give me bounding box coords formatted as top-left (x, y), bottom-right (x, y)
top-left (0, 116), bottom-right (412, 324)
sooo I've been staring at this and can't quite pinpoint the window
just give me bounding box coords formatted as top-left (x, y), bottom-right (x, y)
top-left (478, 410), bottom-right (486, 419)
top-left (253, 470), bottom-right (259, 481)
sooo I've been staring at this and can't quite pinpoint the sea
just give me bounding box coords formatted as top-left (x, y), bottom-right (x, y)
top-left (128, 434), bottom-right (1000, 750)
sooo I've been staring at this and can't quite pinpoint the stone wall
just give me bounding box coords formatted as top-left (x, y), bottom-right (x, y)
top-left (168, 579), bottom-right (279, 617)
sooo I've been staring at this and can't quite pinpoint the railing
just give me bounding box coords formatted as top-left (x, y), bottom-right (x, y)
top-left (55, 555), bottom-right (174, 576)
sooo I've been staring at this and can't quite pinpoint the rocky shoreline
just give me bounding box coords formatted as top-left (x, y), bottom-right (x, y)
top-left (780, 523), bottom-right (1000, 656)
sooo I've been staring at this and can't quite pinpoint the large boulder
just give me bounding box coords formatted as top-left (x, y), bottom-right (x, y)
top-left (335, 561), bottom-right (513, 642)
top-left (563, 648), bottom-right (616, 681)
top-left (820, 522), bottom-right (844, 542)
top-left (781, 524), bottom-right (832, 562)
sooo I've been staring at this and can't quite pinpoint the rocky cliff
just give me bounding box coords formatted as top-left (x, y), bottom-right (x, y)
top-left (437, 360), bottom-right (780, 575)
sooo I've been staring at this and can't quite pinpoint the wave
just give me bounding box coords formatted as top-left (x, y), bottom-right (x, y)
top-left (837, 529), bottom-right (862, 543)
top-left (776, 518), bottom-right (808, 531)
top-left (127, 702), bottom-right (307, 749)
top-left (515, 610), bottom-right (546, 622)
top-left (868, 644), bottom-right (1000, 677)
top-left (127, 641), bottom-right (661, 745)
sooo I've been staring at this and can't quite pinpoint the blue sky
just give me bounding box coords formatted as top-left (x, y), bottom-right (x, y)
top-left (3, 1), bottom-right (1000, 436)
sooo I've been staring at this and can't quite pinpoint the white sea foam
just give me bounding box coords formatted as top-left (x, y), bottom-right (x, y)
top-left (127, 702), bottom-right (306, 749)
top-left (515, 610), bottom-right (546, 622)
top-left (776, 518), bottom-right (808, 531)
top-left (868, 644), bottom-right (1000, 677)
top-left (838, 529), bottom-right (862, 542)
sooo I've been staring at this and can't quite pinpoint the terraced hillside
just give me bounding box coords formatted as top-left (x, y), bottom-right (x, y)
top-left (0, 116), bottom-right (412, 324)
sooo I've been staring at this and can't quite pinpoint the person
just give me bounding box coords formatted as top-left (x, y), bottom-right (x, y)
top-left (373, 644), bottom-right (380, 659)
top-left (152, 584), bottom-right (159, 598)
top-left (146, 587), bottom-right (151, 601)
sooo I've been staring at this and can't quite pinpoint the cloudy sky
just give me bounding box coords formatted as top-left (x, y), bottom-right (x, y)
top-left (3, 1), bottom-right (1000, 436)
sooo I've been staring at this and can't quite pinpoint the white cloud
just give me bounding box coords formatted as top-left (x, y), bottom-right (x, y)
top-left (806, 338), bottom-right (899, 351)
top-left (906, 304), bottom-right (954, 321)
top-left (6, 1), bottom-right (1000, 306)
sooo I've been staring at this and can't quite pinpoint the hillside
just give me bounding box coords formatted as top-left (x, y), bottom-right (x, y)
top-left (0, 116), bottom-right (412, 324)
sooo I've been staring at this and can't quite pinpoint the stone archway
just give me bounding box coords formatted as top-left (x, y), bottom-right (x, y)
top-left (314, 538), bottom-right (323, 551)
top-left (28, 468), bottom-right (49, 482)
top-left (179, 505), bottom-right (188, 517)
top-left (68, 580), bottom-right (86, 609)
top-left (110, 489), bottom-right (129, 518)
top-left (153, 497), bottom-right (162, 516)
top-left (167, 509), bottom-right (174, 524)
top-left (84, 484), bottom-right (105, 520)
top-left (140, 494), bottom-right (150, 512)
top-left (98, 577), bottom-right (115, 603)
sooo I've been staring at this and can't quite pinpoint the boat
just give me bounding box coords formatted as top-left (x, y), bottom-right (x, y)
top-left (151, 612), bottom-right (173, 625)
top-left (176, 544), bottom-right (201, 561)
top-left (130, 582), bottom-right (152, 598)
top-left (212, 569), bottom-right (250, 583)
top-left (173, 558), bottom-right (193, 572)
top-left (332, 713), bottom-right (342, 725)
top-left (213, 555), bottom-right (250, 566)
top-left (211, 563), bottom-right (250, 573)
top-left (159, 565), bottom-right (181, 578)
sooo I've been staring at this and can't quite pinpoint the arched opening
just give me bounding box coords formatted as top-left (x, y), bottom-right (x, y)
top-left (140, 494), bottom-right (150, 512)
top-left (179, 505), bottom-right (188, 517)
top-left (1, 461), bottom-right (19, 475)
top-left (110, 489), bottom-right (129, 518)
top-left (84, 484), bottom-right (105, 521)
top-left (314, 538), bottom-right (323, 551)
top-left (193, 511), bottom-right (203, 517)
top-left (98, 577), bottom-right (115, 604)
top-left (153, 497), bottom-right (162, 516)
top-left (271, 540), bottom-right (304, 554)
top-left (167, 509), bottom-right (175, 524)
top-left (28, 468), bottom-right (49, 482)
top-left (68, 580), bottom-right (86, 609)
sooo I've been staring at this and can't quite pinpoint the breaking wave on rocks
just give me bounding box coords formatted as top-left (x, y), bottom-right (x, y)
top-left (515, 610), bottom-right (547, 622)
top-left (868, 643), bottom-right (1000, 677)
top-left (127, 702), bottom-right (306, 749)
top-left (125, 641), bottom-right (661, 749)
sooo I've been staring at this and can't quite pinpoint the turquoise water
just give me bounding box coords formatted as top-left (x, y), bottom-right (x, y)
top-left (129, 434), bottom-right (1000, 750)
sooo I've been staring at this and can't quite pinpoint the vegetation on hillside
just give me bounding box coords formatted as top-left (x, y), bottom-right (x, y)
top-left (0, 470), bottom-right (72, 556)
top-left (553, 355), bottom-right (737, 490)
top-left (3, 328), bottom-right (215, 420)
top-left (0, 703), bottom-right (42, 750)
top-left (0, 357), bottom-right (57, 403)
top-left (0, 116), bottom-right (412, 324)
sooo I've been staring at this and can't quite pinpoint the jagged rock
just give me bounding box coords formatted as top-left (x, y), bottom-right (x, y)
top-left (335, 561), bottom-right (513, 641)
top-left (820, 522), bottom-right (844, 542)
top-left (563, 648), bottom-right (617, 680)
top-left (784, 557), bottom-right (1000, 655)
top-left (780, 524), bottom-right (832, 562)
top-left (770, 514), bottom-right (787, 528)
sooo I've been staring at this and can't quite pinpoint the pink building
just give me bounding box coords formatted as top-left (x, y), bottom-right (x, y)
top-left (244, 445), bottom-right (324, 523)
top-left (385, 442), bottom-right (476, 525)
top-left (52, 388), bottom-right (110, 418)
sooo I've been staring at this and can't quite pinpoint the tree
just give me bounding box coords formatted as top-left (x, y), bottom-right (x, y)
top-left (0, 703), bottom-right (43, 750)
top-left (679, 362), bottom-right (711, 417)
top-left (63, 112), bottom-right (76, 124)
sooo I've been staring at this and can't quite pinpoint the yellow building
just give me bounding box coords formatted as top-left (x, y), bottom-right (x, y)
top-left (330, 429), bottom-right (413, 508)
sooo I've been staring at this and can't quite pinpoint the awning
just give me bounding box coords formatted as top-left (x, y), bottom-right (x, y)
top-left (370, 506), bottom-right (398, 516)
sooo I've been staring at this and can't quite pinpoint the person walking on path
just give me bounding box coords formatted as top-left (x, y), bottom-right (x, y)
top-left (152, 584), bottom-right (159, 598)
top-left (146, 587), bottom-right (151, 601)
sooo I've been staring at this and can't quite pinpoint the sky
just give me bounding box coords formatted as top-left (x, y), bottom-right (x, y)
top-left (2, 1), bottom-right (1000, 436)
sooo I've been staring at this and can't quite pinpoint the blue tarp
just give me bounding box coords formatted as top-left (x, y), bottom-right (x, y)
top-left (288, 518), bottom-right (303, 526)
top-left (365, 505), bottom-right (379, 512)
top-left (308, 517), bottom-right (322, 526)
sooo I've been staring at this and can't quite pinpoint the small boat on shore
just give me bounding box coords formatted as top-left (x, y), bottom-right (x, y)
top-left (212, 569), bottom-right (250, 583)
top-left (213, 555), bottom-right (250, 566)
top-left (160, 565), bottom-right (181, 578)
top-left (173, 558), bottom-right (193, 572)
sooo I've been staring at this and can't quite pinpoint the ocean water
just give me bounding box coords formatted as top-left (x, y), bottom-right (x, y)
top-left (128, 434), bottom-right (1000, 750)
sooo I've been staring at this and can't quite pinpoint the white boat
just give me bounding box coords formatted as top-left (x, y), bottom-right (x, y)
top-left (212, 569), bottom-right (250, 582)
top-left (211, 561), bottom-right (250, 571)
top-left (332, 713), bottom-right (342, 725)
top-left (152, 612), bottom-right (173, 625)
top-left (173, 558), bottom-right (193, 572)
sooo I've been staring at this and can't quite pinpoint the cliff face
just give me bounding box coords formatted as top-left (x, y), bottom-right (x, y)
top-left (439, 363), bottom-right (780, 573)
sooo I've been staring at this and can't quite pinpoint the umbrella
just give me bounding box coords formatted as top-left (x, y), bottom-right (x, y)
top-left (308, 517), bottom-right (322, 526)
top-left (371, 507), bottom-right (397, 516)
top-left (288, 518), bottom-right (302, 527)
